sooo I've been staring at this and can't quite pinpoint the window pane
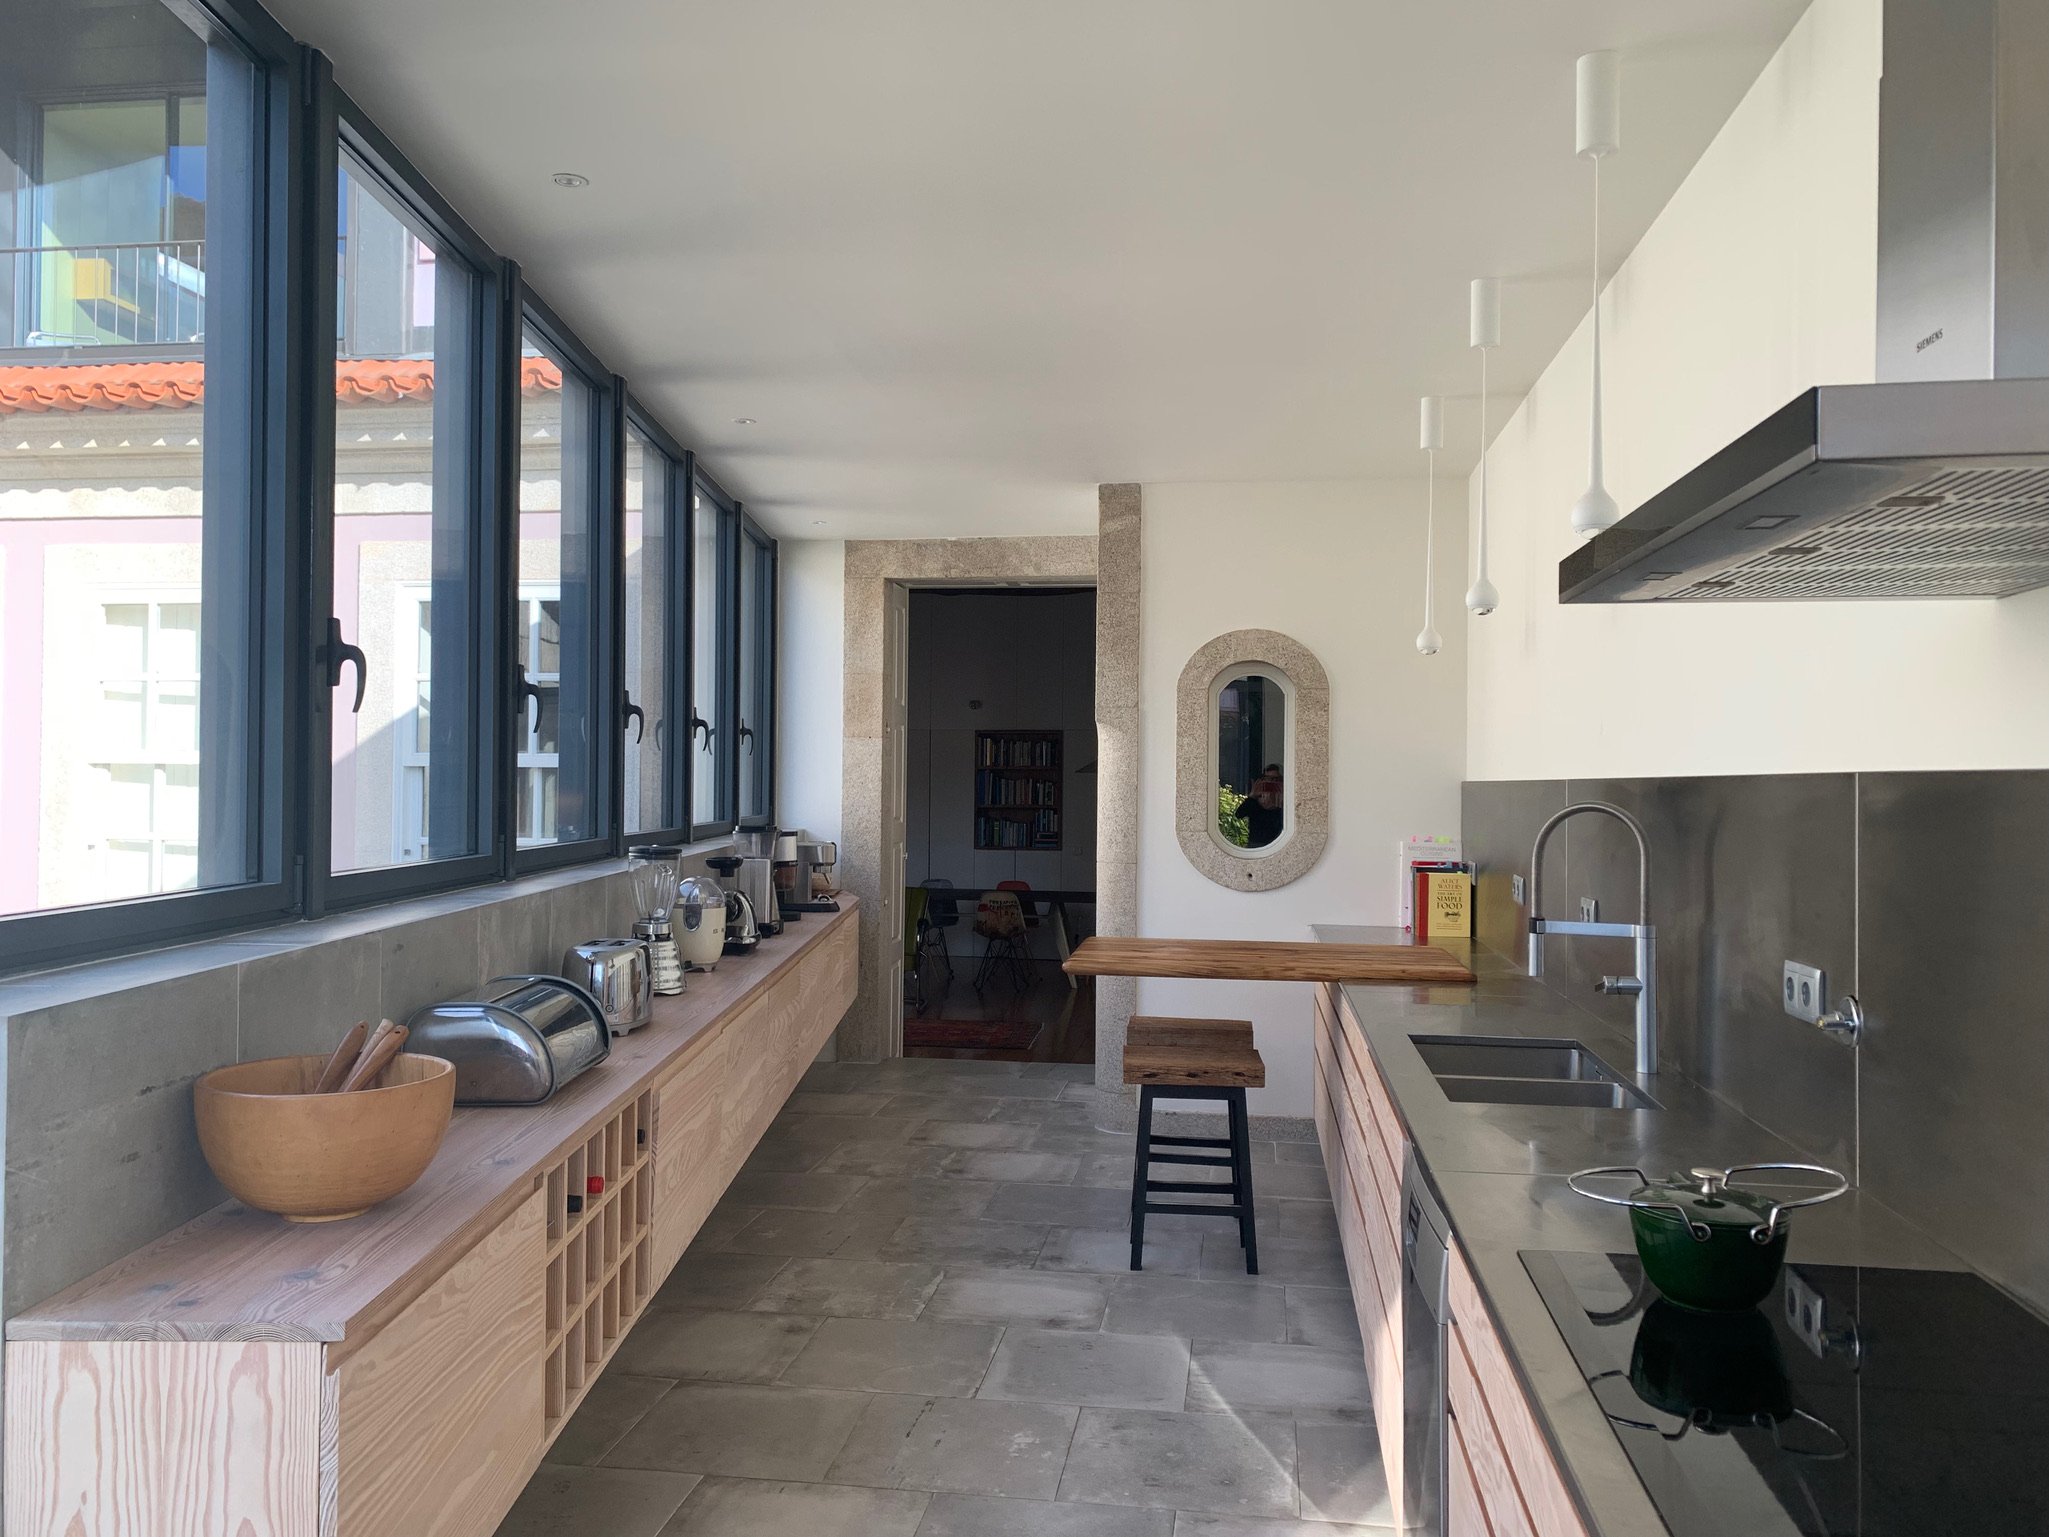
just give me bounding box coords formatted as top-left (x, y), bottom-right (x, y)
top-left (518, 324), bottom-right (599, 847)
top-left (329, 150), bottom-right (480, 872)
top-left (738, 527), bottom-right (774, 824)
top-left (623, 427), bottom-right (670, 834)
top-left (690, 480), bottom-right (733, 829)
top-left (0, 6), bottom-right (262, 916)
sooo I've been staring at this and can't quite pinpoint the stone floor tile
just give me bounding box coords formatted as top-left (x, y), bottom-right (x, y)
top-left (780, 1315), bottom-right (1004, 1397)
top-left (1017, 1061), bottom-right (1096, 1082)
top-left (660, 1476), bottom-right (928, 1537)
top-left (923, 1268), bottom-right (1110, 1331)
top-left (983, 1181), bottom-right (1134, 1228)
top-left (1273, 1140), bottom-right (1326, 1165)
top-left (720, 1207), bottom-right (901, 1258)
top-left (940, 1149), bottom-right (1084, 1183)
top-left (1200, 1233), bottom-right (1346, 1286)
top-left (746, 1256), bottom-right (945, 1319)
top-left (1038, 1225), bottom-right (1201, 1278)
top-left (917, 1494), bottom-right (1173, 1536)
top-left (877, 1216), bottom-right (1051, 1268)
top-left (782, 1091), bottom-right (896, 1117)
top-left (910, 1118), bottom-right (1040, 1149)
top-left (1071, 1148), bottom-right (1144, 1185)
top-left (828, 1392), bottom-right (1080, 1498)
top-left (1184, 1339), bottom-right (1372, 1420)
top-left (1170, 1516), bottom-right (1391, 1537)
top-left (1296, 1419), bottom-right (1395, 1524)
top-left (1103, 1275), bottom-right (1288, 1344)
top-left (686, 1202), bottom-right (762, 1249)
top-left (1270, 1199), bottom-right (1341, 1246)
top-left (543, 1373), bottom-right (675, 1466)
top-left (814, 1141), bottom-right (956, 1178)
top-left (1254, 1162), bottom-right (1334, 1201)
top-left (838, 1175), bottom-right (998, 1221)
top-left (990, 1099), bottom-right (1103, 1127)
top-left (1056, 1407), bottom-right (1297, 1519)
top-left (1284, 1286), bottom-right (1364, 1351)
top-left (882, 1093), bottom-right (1007, 1121)
top-left (736, 1136), bottom-right (831, 1174)
top-left (495, 1465), bottom-right (699, 1537)
top-left (602, 1381), bottom-right (868, 1481)
top-left (649, 1251), bottom-right (788, 1312)
top-left (979, 1327), bottom-right (1190, 1410)
top-left (722, 1169), bottom-right (869, 1212)
top-left (616, 1309), bottom-right (820, 1382)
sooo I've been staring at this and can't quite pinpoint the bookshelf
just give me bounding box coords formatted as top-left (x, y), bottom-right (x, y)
top-left (973, 729), bottom-right (1063, 851)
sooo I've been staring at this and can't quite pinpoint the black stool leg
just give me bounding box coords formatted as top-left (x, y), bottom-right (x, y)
top-left (1228, 1088), bottom-right (1259, 1275)
top-left (1130, 1087), bottom-right (1155, 1270)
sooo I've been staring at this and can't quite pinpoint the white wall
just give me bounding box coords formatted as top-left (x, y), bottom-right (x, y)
top-left (1467, 0), bottom-right (2049, 780)
top-left (1137, 479), bottom-right (1468, 1117)
top-left (776, 538), bottom-right (844, 840)
top-left (907, 590), bottom-right (1097, 960)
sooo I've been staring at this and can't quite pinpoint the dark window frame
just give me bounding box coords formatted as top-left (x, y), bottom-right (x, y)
top-left (510, 287), bottom-right (619, 875)
top-left (620, 402), bottom-right (694, 851)
top-left (0, 0), bottom-right (307, 970)
top-left (302, 82), bottom-right (512, 916)
top-left (738, 513), bottom-right (779, 830)
top-left (688, 467), bottom-right (742, 843)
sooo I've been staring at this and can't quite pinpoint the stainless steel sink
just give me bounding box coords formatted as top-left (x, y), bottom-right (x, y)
top-left (1410, 1034), bottom-right (1658, 1111)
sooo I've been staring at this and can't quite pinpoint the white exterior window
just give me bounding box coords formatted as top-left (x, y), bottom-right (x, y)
top-left (94, 595), bottom-right (201, 895)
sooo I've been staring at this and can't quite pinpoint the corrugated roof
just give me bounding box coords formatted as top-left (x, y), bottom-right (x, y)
top-left (0, 355), bottom-right (563, 415)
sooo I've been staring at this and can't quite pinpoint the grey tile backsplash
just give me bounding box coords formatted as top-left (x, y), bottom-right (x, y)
top-left (1464, 769), bottom-right (2049, 1315)
top-left (0, 852), bottom-right (727, 1323)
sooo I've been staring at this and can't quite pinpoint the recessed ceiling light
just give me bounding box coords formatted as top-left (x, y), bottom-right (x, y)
top-left (732, 417), bottom-right (757, 426)
top-left (551, 172), bottom-right (590, 189)
top-left (811, 520), bottom-right (827, 528)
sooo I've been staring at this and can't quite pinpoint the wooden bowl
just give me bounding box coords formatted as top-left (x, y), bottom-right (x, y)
top-left (194, 1053), bottom-right (455, 1222)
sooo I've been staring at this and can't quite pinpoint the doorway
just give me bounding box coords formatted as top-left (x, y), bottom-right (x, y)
top-left (900, 587), bottom-right (1098, 1061)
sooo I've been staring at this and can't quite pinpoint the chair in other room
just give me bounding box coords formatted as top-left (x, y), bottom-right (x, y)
top-left (919, 878), bottom-right (960, 994)
top-left (971, 889), bottom-right (1033, 994)
top-left (1123, 1016), bottom-right (1263, 1274)
top-left (903, 886), bottom-right (934, 1016)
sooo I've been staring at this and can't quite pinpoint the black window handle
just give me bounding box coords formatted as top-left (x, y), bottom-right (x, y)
top-left (623, 691), bottom-right (645, 743)
top-left (692, 712), bottom-right (713, 748)
top-left (739, 720), bottom-right (755, 751)
top-left (322, 617), bottom-right (367, 714)
top-left (517, 665), bottom-right (543, 735)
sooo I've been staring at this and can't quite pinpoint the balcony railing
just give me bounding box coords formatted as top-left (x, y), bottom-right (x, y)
top-left (1, 241), bottom-right (207, 348)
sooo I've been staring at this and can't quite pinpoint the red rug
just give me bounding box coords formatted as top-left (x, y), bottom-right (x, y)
top-left (903, 1019), bottom-right (1044, 1051)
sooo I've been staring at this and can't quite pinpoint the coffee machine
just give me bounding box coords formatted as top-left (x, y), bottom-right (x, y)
top-left (786, 836), bottom-right (840, 914)
top-left (728, 829), bottom-right (783, 936)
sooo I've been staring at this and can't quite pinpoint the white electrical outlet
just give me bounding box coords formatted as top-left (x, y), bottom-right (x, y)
top-left (1783, 960), bottom-right (1825, 1024)
top-left (1511, 873), bottom-right (1525, 905)
top-left (1579, 896), bottom-right (1599, 923)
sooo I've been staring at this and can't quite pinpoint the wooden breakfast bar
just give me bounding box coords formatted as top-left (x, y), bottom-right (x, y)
top-left (4, 903), bottom-right (859, 1537)
top-left (1062, 935), bottom-right (1476, 984)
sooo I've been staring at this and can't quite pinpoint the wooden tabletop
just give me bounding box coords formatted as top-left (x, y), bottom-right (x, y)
top-left (1061, 936), bottom-right (1475, 984)
top-left (8, 902), bottom-right (859, 1357)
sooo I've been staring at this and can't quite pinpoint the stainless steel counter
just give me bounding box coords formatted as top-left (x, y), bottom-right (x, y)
top-left (1311, 924), bottom-right (1966, 1537)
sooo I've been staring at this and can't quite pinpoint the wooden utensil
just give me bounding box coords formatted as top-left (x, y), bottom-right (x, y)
top-left (339, 1022), bottom-right (409, 1093)
top-left (312, 1021), bottom-right (371, 1094)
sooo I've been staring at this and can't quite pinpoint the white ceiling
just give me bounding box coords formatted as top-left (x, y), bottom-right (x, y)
top-left (269, 0), bottom-right (1809, 540)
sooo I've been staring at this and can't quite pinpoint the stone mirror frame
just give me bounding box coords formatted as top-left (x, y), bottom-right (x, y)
top-left (1176, 629), bottom-right (1329, 890)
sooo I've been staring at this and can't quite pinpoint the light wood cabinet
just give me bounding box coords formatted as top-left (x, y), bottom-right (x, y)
top-left (5, 905), bottom-right (860, 1537)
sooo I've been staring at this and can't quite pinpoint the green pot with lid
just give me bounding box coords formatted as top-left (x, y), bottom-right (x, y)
top-left (1568, 1163), bottom-right (1850, 1311)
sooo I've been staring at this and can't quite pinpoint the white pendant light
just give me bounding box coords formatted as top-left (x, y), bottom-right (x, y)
top-left (1571, 50), bottom-right (1622, 540)
top-left (1466, 277), bottom-right (1501, 616)
top-left (1416, 395), bottom-right (1444, 655)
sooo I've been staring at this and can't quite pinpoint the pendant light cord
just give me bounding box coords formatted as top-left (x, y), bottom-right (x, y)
top-left (1476, 346), bottom-right (1490, 578)
top-left (1422, 447), bottom-right (1437, 629)
top-left (1589, 154), bottom-right (1604, 487)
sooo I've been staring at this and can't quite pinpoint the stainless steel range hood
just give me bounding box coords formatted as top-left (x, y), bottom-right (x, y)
top-left (1562, 0), bottom-right (2049, 604)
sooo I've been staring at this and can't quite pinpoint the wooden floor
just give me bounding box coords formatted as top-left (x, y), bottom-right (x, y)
top-left (904, 956), bottom-right (1095, 1064)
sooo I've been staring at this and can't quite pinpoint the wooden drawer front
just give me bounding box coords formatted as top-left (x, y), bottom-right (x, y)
top-left (1448, 1326), bottom-right (1536, 1537)
top-left (1320, 1042), bottom-right (1400, 1311)
top-left (652, 1032), bottom-right (729, 1281)
top-left (1448, 1414), bottom-right (1494, 1537)
top-left (5, 1339), bottom-right (323, 1537)
top-left (1335, 988), bottom-right (1406, 1159)
top-left (1333, 1027), bottom-right (1404, 1247)
top-left (717, 919), bottom-right (859, 1169)
top-left (1447, 1243), bottom-right (1591, 1537)
top-left (334, 1191), bottom-right (545, 1537)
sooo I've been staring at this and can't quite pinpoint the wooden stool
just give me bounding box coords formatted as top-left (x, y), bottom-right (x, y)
top-left (1123, 1017), bottom-right (1264, 1275)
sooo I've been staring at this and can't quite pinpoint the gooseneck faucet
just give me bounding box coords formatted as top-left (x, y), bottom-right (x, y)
top-left (1526, 802), bottom-right (1658, 1075)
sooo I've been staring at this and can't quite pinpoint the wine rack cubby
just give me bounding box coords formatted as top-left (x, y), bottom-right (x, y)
top-left (540, 1087), bottom-right (655, 1437)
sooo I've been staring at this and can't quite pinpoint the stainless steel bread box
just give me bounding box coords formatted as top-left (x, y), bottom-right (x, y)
top-left (404, 975), bottom-right (611, 1106)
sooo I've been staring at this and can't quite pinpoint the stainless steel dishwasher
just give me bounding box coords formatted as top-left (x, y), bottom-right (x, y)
top-left (1402, 1148), bottom-right (1452, 1537)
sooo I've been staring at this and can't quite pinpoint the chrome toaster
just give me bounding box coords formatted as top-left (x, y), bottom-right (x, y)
top-left (404, 975), bottom-right (611, 1106)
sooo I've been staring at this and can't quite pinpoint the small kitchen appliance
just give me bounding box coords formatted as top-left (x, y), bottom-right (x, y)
top-left (675, 873), bottom-right (728, 970)
top-left (629, 850), bottom-right (686, 996)
top-left (561, 939), bottom-right (653, 1035)
top-left (405, 975), bottom-right (610, 1105)
top-left (708, 854), bottom-right (771, 946)
top-left (786, 839), bottom-right (841, 913)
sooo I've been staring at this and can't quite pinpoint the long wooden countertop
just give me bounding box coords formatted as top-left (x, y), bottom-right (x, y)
top-left (7, 901), bottom-right (858, 1359)
top-left (1062, 935), bottom-right (1475, 984)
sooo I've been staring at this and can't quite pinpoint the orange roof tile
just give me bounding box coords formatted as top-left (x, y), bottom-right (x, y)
top-left (0, 355), bottom-right (564, 415)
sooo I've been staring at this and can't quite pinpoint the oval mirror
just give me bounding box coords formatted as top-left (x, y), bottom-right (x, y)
top-left (1214, 672), bottom-right (1289, 853)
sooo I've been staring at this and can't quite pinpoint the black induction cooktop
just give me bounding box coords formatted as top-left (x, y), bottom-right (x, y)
top-left (1520, 1251), bottom-right (2049, 1537)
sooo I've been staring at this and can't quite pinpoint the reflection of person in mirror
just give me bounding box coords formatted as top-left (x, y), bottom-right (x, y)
top-left (1237, 765), bottom-right (1284, 848)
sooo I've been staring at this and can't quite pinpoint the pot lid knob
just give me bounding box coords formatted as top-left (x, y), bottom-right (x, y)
top-left (1688, 1166), bottom-right (1729, 1194)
